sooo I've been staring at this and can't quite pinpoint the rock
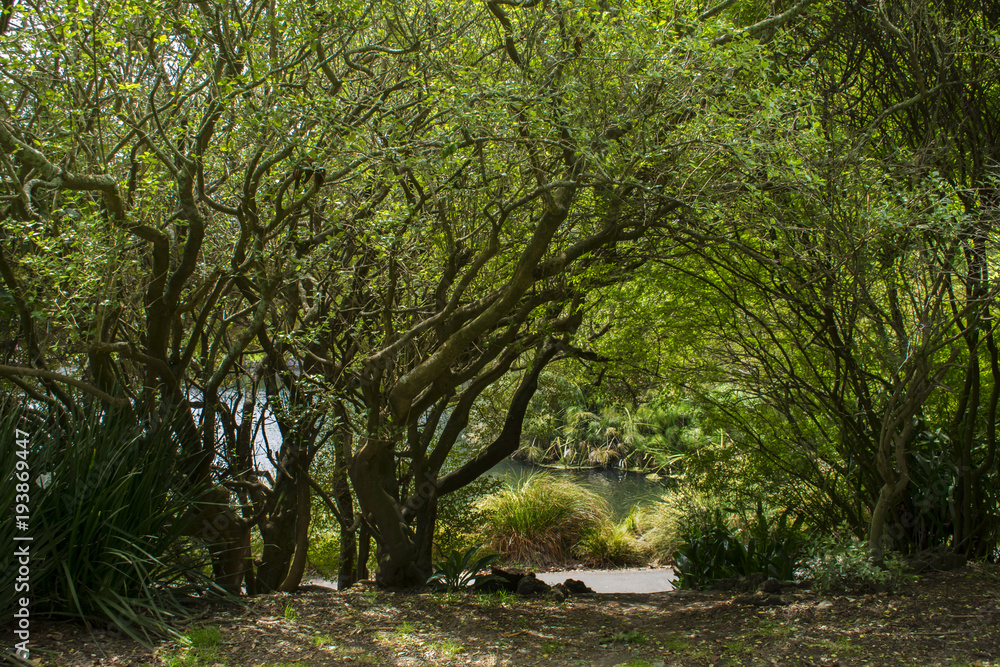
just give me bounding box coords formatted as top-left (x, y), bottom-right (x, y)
top-left (758, 578), bottom-right (782, 594)
top-left (733, 591), bottom-right (784, 606)
top-left (549, 586), bottom-right (567, 602)
top-left (474, 567), bottom-right (524, 593)
top-left (562, 578), bottom-right (595, 596)
top-left (714, 572), bottom-right (767, 592)
top-left (906, 546), bottom-right (967, 574)
top-left (516, 573), bottom-right (552, 596)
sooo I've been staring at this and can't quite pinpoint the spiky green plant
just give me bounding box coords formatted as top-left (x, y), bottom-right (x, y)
top-left (426, 545), bottom-right (501, 589)
top-left (0, 398), bottom-right (213, 642)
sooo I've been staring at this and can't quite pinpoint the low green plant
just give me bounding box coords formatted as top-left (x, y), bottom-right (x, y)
top-left (672, 502), bottom-right (804, 588)
top-left (430, 639), bottom-right (465, 656)
top-left (427, 545), bottom-right (501, 588)
top-left (165, 626), bottom-right (226, 666)
top-left (476, 472), bottom-right (610, 566)
top-left (181, 626), bottom-right (223, 649)
top-left (804, 536), bottom-right (913, 593)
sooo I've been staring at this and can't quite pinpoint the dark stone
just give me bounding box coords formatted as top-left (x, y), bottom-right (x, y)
top-left (562, 578), bottom-right (595, 596)
top-left (516, 572), bottom-right (552, 596)
top-left (906, 546), bottom-right (967, 574)
top-left (713, 572), bottom-right (767, 592)
top-left (758, 578), bottom-right (782, 594)
top-left (474, 567), bottom-right (525, 593)
top-left (733, 591), bottom-right (784, 606)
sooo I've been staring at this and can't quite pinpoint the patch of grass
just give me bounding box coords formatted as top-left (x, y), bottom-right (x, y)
top-left (163, 626), bottom-right (226, 666)
top-left (635, 489), bottom-right (708, 562)
top-left (723, 639), bottom-right (751, 654)
top-left (431, 591), bottom-right (465, 605)
top-left (659, 635), bottom-right (691, 652)
top-left (477, 472), bottom-right (610, 566)
top-left (430, 639), bottom-right (465, 656)
top-left (311, 633), bottom-right (337, 647)
top-left (183, 626), bottom-right (223, 649)
top-left (600, 629), bottom-right (648, 645)
top-left (473, 590), bottom-right (516, 606)
top-left (395, 621), bottom-right (416, 637)
top-left (541, 639), bottom-right (564, 653)
top-left (283, 603), bottom-right (297, 620)
top-left (754, 618), bottom-right (795, 639)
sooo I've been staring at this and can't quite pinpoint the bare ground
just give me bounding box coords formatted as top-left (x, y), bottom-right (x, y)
top-left (6, 562), bottom-right (1000, 667)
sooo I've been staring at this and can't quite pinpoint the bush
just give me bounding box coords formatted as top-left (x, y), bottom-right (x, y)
top-left (476, 472), bottom-right (609, 566)
top-left (0, 400), bottom-right (210, 641)
top-left (435, 475), bottom-right (504, 558)
top-left (426, 545), bottom-right (501, 589)
top-left (672, 502), bottom-right (805, 589)
top-left (636, 489), bottom-right (711, 563)
top-left (804, 537), bottom-right (913, 594)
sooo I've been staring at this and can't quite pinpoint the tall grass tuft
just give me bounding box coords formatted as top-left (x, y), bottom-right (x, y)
top-left (575, 512), bottom-right (648, 568)
top-left (0, 398), bottom-right (212, 642)
top-left (636, 488), bottom-right (733, 563)
top-left (477, 472), bottom-right (609, 566)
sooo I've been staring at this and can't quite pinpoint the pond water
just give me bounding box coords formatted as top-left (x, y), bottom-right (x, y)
top-left (228, 394), bottom-right (668, 519)
top-left (487, 458), bottom-right (669, 520)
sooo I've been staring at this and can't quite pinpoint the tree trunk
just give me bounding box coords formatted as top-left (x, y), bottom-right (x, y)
top-left (257, 453), bottom-right (302, 591)
top-left (356, 524), bottom-right (371, 581)
top-left (279, 470), bottom-right (312, 591)
top-left (351, 438), bottom-right (425, 587)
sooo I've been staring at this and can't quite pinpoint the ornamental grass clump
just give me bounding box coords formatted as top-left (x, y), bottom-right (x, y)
top-left (575, 513), bottom-right (648, 567)
top-left (477, 472), bottom-right (609, 566)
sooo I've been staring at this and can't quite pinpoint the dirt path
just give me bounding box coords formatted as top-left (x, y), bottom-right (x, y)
top-left (7, 562), bottom-right (1000, 666)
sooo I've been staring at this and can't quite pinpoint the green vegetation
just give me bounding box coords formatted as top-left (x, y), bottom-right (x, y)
top-left (805, 537), bottom-right (915, 594)
top-left (0, 402), bottom-right (211, 641)
top-left (476, 472), bottom-right (651, 567)
top-left (477, 473), bottom-right (609, 566)
top-left (162, 626), bottom-right (225, 666)
top-left (1, 0), bottom-right (999, 638)
top-left (427, 545), bottom-right (501, 589)
top-left (672, 503), bottom-right (806, 589)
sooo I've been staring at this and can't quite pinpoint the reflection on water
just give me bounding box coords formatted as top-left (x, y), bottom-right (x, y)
top-left (487, 458), bottom-right (668, 520)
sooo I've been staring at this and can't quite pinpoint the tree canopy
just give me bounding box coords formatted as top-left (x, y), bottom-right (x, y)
top-left (2, 0), bottom-right (998, 592)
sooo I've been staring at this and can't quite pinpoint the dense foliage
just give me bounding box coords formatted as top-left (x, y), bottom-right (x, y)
top-left (1, 0), bottom-right (998, 624)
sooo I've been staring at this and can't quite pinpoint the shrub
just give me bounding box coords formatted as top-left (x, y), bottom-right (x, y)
top-left (0, 400), bottom-right (211, 641)
top-left (636, 489), bottom-right (711, 562)
top-left (435, 475), bottom-right (504, 558)
top-left (306, 530), bottom-right (341, 579)
top-left (804, 537), bottom-right (913, 594)
top-left (672, 502), bottom-right (805, 589)
top-left (476, 472), bottom-right (609, 566)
